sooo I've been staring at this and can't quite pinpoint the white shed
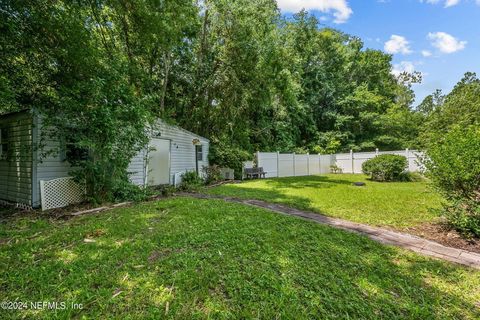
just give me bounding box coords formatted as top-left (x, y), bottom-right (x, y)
top-left (0, 110), bottom-right (209, 209)
top-left (128, 119), bottom-right (210, 187)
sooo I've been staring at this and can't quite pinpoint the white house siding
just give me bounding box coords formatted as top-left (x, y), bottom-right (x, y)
top-left (33, 116), bottom-right (72, 207)
top-left (127, 149), bottom-right (146, 186)
top-left (0, 111), bottom-right (33, 206)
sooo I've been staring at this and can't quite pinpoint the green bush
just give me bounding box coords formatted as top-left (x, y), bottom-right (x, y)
top-left (424, 125), bottom-right (480, 237)
top-left (208, 142), bottom-right (251, 180)
top-left (179, 171), bottom-right (204, 191)
top-left (362, 154), bottom-right (408, 182)
top-left (202, 165), bottom-right (222, 185)
top-left (111, 178), bottom-right (150, 203)
top-left (398, 171), bottom-right (424, 182)
top-left (157, 185), bottom-right (177, 197)
top-left (330, 164), bottom-right (342, 174)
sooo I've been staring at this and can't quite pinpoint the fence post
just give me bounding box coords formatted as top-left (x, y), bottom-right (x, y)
top-left (307, 153), bottom-right (310, 176)
top-left (350, 149), bottom-right (354, 174)
top-left (405, 148), bottom-right (410, 171)
top-left (319, 153), bottom-right (321, 174)
top-left (375, 148), bottom-right (379, 156)
top-left (293, 152), bottom-right (296, 177)
top-left (256, 151), bottom-right (260, 168)
top-left (276, 151), bottom-right (280, 177)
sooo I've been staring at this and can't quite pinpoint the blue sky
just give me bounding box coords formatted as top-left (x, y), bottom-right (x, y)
top-left (277, 0), bottom-right (480, 105)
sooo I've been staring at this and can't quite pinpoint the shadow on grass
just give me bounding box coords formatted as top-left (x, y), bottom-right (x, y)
top-left (209, 175), bottom-right (442, 228)
top-left (209, 176), bottom-right (335, 214)
top-left (261, 175), bottom-right (354, 190)
top-left (1, 198), bottom-right (478, 319)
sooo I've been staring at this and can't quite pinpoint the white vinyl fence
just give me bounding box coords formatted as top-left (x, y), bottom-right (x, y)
top-left (255, 149), bottom-right (424, 178)
top-left (334, 149), bottom-right (423, 174)
top-left (256, 152), bottom-right (335, 178)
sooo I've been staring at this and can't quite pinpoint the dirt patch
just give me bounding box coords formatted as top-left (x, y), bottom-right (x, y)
top-left (85, 229), bottom-right (107, 238)
top-left (148, 250), bottom-right (163, 263)
top-left (405, 223), bottom-right (480, 254)
top-left (148, 248), bottom-right (182, 263)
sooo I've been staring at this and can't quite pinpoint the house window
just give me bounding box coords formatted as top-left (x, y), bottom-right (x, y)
top-left (0, 127), bottom-right (9, 160)
top-left (196, 145), bottom-right (203, 161)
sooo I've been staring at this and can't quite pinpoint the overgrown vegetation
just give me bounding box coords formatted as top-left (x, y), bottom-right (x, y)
top-left (0, 0), bottom-right (194, 202)
top-left (179, 171), bottom-right (204, 191)
top-left (424, 126), bottom-right (480, 237)
top-left (420, 73), bottom-right (480, 238)
top-left (208, 142), bottom-right (251, 180)
top-left (1, 198), bottom-right (478, 319)
top-left (202, 165), bottom-right (222, 185)
top-left (362, 154), bottom-right (408, 182)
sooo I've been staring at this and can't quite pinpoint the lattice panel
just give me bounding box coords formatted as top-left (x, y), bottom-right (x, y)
top-left (40, 177), bottom-right (85, 211)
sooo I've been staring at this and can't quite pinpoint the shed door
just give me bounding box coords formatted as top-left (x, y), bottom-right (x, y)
top-left (147, 138), bottom-right (170, 185)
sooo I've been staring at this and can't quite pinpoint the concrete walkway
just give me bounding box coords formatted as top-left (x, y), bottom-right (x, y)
top-left (182, 193), bottom-right (480, 270)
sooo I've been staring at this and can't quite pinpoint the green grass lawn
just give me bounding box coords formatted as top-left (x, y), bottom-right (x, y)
top-left (207, 174), bottom-right (442, 229)
top-left (1, 197), bottom-right (479, 319)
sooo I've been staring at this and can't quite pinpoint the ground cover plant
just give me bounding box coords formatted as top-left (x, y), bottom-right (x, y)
top-left (207, 174), bottom-right (441, 228)
top-left (1, 197), bottom-right (479, 319)
top-left (421, 74), bottom-right (480, 239)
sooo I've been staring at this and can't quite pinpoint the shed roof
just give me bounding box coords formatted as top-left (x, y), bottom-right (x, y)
top-left (155, 119), bottom-right (210, 142)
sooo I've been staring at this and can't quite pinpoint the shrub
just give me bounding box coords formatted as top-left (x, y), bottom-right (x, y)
top-left (362, 154), bottom-right (408, 182)
top-left (398, 171), bottom-right (424, 182)
top-left (179, 171), bottom-right (204, 191)
top-left (202, 165), bottom-right (222, 185)
top-left (208, 142), bottom-right (251, 180)
top-left (330, 164), bottom-right (343, 174)
top-left (111, 179), bottom-right (150, 203)
top-left (158, 185), bottom-right (177, 197)
top-left (423, 125), bottom-right (480, 237)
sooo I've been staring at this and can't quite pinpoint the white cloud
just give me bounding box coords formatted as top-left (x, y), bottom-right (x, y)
top-left (276, 0), bottom-right (353, 23)
top-left (392, 61), bottom-right (415, 77)
top-left (421, 50), bottom-right (432, 57)
top-left (420, 0), bottom-right (460, 7)
top-left (427, 32), bottom-right (466, 53)
top-left (392, 61), bottom-right (427, 79)
top-left (445, 0), bottom-right (460, 7)
top-left (384, 35), bottom-right (412, 55)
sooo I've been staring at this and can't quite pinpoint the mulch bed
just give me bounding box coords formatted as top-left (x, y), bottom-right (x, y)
top-left (404, 222), bottom-right (480, 254)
